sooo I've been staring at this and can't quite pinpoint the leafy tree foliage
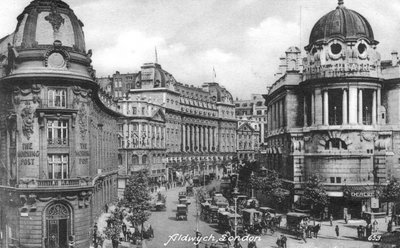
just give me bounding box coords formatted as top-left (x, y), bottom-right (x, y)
top-left (119, 169), bottom-right (152, 237)
top-left (382, 177), bottom-right (400, 202)
top-left (303, 175), bottom-right (328, 218)
top-left (103, 208), bottom-right (124, 248)
top-left (249, 170), bottom-right (288, 208)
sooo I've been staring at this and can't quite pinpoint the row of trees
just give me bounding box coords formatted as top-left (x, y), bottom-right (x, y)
top-left (103, 170), bottom-right (152, 248)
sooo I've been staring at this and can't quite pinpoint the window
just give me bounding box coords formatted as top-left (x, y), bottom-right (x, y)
top-left (330, 177), bottom-right (335, 183)
top-left (47, 120), bottom-right (68, 146)
top-left (142, 155), bottom-right (148, 164)
top-left (325, 138), bottom-right (347, 150)
top-left (132, 155), bottom-right (139, 165)
top-left (132, 107), bottom-right (137, 115)
top-left (331, 43), bottom-right (342, 55)
top-left (48, 89), bottom-right (66, 108)
top-left (336, 177), bottom-right (342, 184)
top-left (48, 154), bottom-right (69, 179)
top-left (257, 110), bottom-right (262, 115)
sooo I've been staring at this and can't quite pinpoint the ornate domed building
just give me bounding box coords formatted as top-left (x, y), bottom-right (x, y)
top-left (0, 0), bottom-right (121, 247)
top-left (264, 0), bottom-right (400, 219)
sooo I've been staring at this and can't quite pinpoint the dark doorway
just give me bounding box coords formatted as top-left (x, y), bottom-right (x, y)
top-left (46, 203), bottom-right (71, 248)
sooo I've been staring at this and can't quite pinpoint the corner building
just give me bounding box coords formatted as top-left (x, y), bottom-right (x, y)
top-left (265, 1), bottom-right (400, 219)
top-left (0, 0), bottom-right (120, 247)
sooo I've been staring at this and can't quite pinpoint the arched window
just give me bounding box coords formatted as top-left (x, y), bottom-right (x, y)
top-left (325, 138), bottom-right (347, 150)
top-left (142, 155), bottom-right (148, 164)
top-left (132, 155), bottom-right (139, 165)
top-left (118, 154), bottom-right (122, 165)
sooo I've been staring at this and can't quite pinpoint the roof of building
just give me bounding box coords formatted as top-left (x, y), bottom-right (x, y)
top-left (12, 0), bottom-right (86, 52)
top-left (307, 0), bottom-right (377, 49)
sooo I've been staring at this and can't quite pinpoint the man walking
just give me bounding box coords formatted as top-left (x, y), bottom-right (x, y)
top-left (281, 234), bottom-right (287, 248)
top-left (335, 225), bottom-right (339, 238)
top-left (330, 214), bottom-right (333, 226)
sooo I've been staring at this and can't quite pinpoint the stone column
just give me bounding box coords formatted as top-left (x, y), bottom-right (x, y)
top-left (214, 127), bottom-right (218, 152)
top-left (323, 90), bottom-right (329, 125)
top-left (358, 89), bottom-right (363, 124)
top-left (342, 89), bottom-right (348, 124)
top-left (182, 124), bottom-right (186, 152)
top-left (200, 126), bottom-right (204, 152)
top-left (372, 90), bottom-right (377, 125)
top-left (348, 87), bottom-right (358, 124)
top-left (315, 89), bottom-right (323, 125)
top-left (303, 96), bottom-right (307, 127)
top-left (311, 93), bottom-right (315, 125)
top-left (205, 126), bottom-right (209, 152)
top-left (196, 125), bottom-right (200, 152)
top-left (190, 125), bottom-right (194, 152)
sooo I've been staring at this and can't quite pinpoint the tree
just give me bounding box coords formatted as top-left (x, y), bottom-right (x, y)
top-left (103, 208), bottom-right (124, 248)
top-left (249, 170), bottom-right (288, 209)
top-left (119, 169), bottom-right (152, 240)
top-left (303, 175), bottom-right (328, 221)
top-left (382, 177), bottom-right (400, 217)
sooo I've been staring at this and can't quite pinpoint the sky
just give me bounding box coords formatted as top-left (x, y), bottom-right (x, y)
top-left (0, 0), bottom-right (399, 99)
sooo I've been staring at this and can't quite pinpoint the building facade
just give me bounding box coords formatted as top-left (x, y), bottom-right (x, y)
top-left (264, 1), bottom-right (400, 219)
top-left (0, 0), bottom-right (120, 247)
top-left (236, 119), bottom-right (260, 161)
top-left (111, 63), bottom-right (237, 193)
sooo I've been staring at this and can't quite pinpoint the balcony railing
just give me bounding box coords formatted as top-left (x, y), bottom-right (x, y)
top-left (36, 179), bottom-right (89, 188)
top-left (47, 138), bottom-right (69, 147)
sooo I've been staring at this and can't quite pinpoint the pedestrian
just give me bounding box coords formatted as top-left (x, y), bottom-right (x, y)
top-left (93, 223), bottom-right (98, 247)
top-left (344, 213), bottom-right (348, 224)
top-left (234, 239), bottom-right (243, 248)
top-left (388, 220), bottom-right (393, 232)
top-left (105, 203), bottom-right (108, 213)
top-left (357, 225), bottom-right (362, 239)
top-left (330, 214), bottom-right (333, 226)
top-left (302, 227), bottom-right (307, 243)
top-left (276, 236), bottom-right (282, 248)
top-left (122, 222), bottom-right (127, 241)
top-left (281, 234), bottom-right (287, 248)
top-left (373, 219), bottom-right (378, 233)
top-left (335, 225), bottom-right (339, 238)
top-left (314, 224), bottom-right (321, 238)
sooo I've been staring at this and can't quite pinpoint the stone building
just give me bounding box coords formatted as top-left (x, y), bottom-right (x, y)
top-left (116, 95), bottom-right (167, 196)
top-left (112, 62), bottom-right (237, 191)
top-left (0, 0), bottom-right (120, 247)
top-left (264, 0), bottom-right (400, 219)
top-left (236, 118), bottom-right (260, 161)
top-left (234, 94), bottom-right (268, 162)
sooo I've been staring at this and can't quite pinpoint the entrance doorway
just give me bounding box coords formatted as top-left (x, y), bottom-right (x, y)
top-left (46, 203), bottom-right (71, 248)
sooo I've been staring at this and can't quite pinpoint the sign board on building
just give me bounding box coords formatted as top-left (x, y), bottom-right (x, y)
top-left (371, 198), bottom-right (379, 209)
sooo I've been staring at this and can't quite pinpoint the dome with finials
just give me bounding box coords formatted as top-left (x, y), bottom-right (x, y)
top-left (0, 0), bottom-right (95, 82)
top-left (306, 0), bottom-right (378, 50)
top-left (303, 0), bottom-right (381, 80)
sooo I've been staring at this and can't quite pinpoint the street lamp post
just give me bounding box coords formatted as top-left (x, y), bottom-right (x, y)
top-left (233, 187), bottom-right (239, 238)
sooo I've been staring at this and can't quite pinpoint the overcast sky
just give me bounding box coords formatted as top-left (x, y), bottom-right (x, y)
top-left (0, 0), bottom-right (399, 99)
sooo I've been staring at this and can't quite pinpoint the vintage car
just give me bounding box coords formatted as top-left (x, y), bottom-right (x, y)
top-left (201, 202), bottom-right (211, 220)
top-left (213, 194), bottom-right (229, 209)
top-left (286, 212), bottom-right (310, 233)
top-left (379, 228), bottom-right (400, 247)
top-left (178, 191), bottom-right (187, 199)
top-left (179, 197), bottom-right (188, 205)
top-left (176, 204), bottom-right (188, 221)
top-left (218, 211), bottom-right (231, 230)
top-left (154, 192), bottom-right (166, 211)
top-left (242, 209), bottom-right (262, 234)
top-left (208, 206), bottom-right (219, 223)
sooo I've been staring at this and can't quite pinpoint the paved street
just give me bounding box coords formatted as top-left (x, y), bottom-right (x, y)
top-left (146, 185), bottom-right (395, 248)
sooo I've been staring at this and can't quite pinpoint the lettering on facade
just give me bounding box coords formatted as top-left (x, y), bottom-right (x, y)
top-left (17, 151), bottom-right (40, 157)
top-left (75, 151), bottom-right (90, 157)
top-left (22, 143), bottom-right (33, 150)
top-left (350, 192), bottom-right (375, 198)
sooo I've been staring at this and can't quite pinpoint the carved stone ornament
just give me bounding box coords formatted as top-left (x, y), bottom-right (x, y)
top-left (21, 105), bottom-right (35, 140)
top-left (361, 131), bottom-right (376, 142)
top-left (44, 47), bottom-right (70, 69)
top-left (45, 3), bottom-right (65, 32)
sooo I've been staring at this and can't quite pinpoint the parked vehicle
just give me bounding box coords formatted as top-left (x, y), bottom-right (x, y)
top-left (209, 206), bottom-right (219, 223)
top-left (286, 212), bottom-right (310, 234)
top-left (218, 211), bottom-right (231, 230)
top-left (179, 197), bottom-right (188, 205)
top-left (242, 209), bottom-right (262, 234)
top-left (176, 204), bottom-right (188, 220)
